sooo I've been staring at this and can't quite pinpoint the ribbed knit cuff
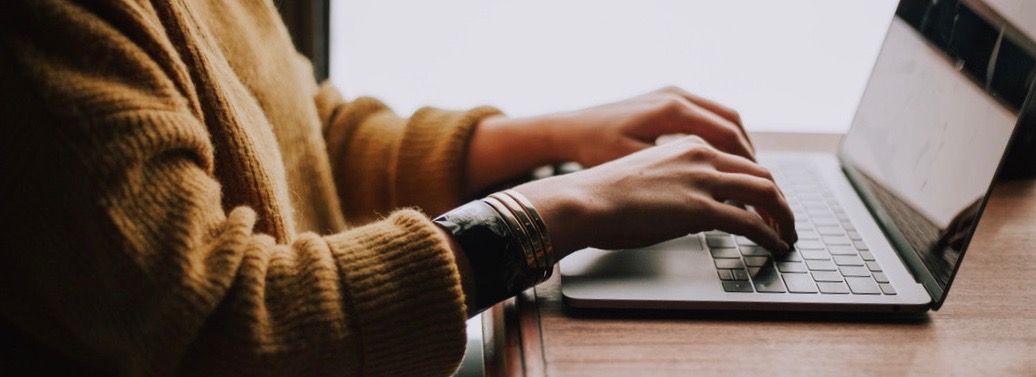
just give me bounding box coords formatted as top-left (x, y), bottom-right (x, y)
top-left (314, 82), bottom-right (345, 135)
top-left (324, 209), bottom-right (468, 376)
top-left (395, 106), bottom-right (503, 216)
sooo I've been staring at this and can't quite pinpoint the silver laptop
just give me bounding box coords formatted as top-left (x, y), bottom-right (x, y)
top-left (560, 0), bottom-right (1032, 313)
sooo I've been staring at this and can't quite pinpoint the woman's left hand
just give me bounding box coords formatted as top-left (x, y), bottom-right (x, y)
top-left (544, 86), bottom-right (755, 168)
top-left (464, 86), bottom-right (754, 196)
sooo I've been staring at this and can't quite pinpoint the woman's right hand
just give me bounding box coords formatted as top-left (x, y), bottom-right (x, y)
top-left (513, 135), bottom-right (797, 260)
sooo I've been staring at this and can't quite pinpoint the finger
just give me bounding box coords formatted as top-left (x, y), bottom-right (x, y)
top-left (709, 152), bottom-right (776, 185)
top-left (708, 151), bottom-right (788, 200)
top-left (661, 86), bottom-right (754, 152)
top-left (706, 200), bottom-right (790, 256)
top-left (709, 173), bottom-right (797, 245)
top-left (673, 100), bottom-right (756, 161)
top-left (647, 96), bottom-right (755, 161)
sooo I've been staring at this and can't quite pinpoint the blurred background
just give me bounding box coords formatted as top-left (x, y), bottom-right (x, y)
top-left (324, 0), bottom-right (1033, 134)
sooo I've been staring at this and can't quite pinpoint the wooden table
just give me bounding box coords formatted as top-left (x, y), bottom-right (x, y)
top-left (482, 133), bottom-right (1036, 377)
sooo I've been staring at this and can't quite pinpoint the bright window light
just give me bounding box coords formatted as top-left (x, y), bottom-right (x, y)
top-left (330, 0), bottom-right (899, 133)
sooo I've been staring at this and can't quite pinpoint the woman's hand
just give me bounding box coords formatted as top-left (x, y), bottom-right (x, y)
top-left (513, 135), bottom-right (796, 259)
top-left (545, 86), bottom-right (755, 167)
top-left (464, 86), bottom-right (755, 196)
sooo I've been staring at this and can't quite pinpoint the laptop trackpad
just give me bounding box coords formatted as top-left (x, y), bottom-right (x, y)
top-left (560, 235), bottom-right (724, 302)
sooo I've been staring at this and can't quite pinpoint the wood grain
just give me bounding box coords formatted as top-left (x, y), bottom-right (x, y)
top-left (484, 132), bottom-right (1036, 377)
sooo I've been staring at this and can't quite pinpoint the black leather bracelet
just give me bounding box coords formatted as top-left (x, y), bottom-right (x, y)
top-left (433, 200), bottom-right (536, 313)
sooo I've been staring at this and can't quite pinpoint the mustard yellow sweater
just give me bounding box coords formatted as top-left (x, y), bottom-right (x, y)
top-left (0, 0), bottom-right (500, 375)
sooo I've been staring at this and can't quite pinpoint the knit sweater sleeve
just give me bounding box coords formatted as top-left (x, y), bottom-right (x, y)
top-left (0, 1), bottom-right (466, 376)
top-left (313, 82), bottom-right (502, 223)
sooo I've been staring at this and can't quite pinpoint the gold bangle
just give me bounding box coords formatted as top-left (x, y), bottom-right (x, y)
top-left (488, 192), bottom-right (547, 271)
top-left (481, 196), bottom-right (537, 270)
top-left (504, 190), bottom-right (555, 268)
top-left (483, 196), bottom-right (549, 284)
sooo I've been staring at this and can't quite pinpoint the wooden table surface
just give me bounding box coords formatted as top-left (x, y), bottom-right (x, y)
top-left (482, 133), bottom-right (1036, 377)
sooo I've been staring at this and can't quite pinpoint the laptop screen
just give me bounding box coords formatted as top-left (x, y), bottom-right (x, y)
top-left (839, 0), bottom-right (1032, 308)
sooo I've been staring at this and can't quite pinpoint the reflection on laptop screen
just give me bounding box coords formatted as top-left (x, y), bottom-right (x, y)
top-left (840, 1), bottom-right (1030, 305)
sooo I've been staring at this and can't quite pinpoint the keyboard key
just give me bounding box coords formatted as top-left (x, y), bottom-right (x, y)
top-left (707, 236), bottom-right (736, 248)
top-left (735, 236), bottom-right (757, 246)
top-left (739, 246), bottom-right (769, 256)
top-left (873, 272), bottom-right (890, 283)
top-left (744, 256), bottom-right (770, 267)
top-left (817, 281), bottom-right (850, 294)
top-left (828, 245), bottom-right (857, 255)
top-left (839, 266), bottom-right (871, 277)
top-left (748, 267), bottom-right (762, 276)
top-left (715, 259), bottom-right (746, 269)
top-left (846, 277), bottom-right (881, 294)
top-left (847, 230), bottom-right (862, 241)
top-left (706, 231), bottom-right (729, 236)
top-left (718, 269), bottom-right (734, 281)
top-left (842, 223), bottom-right (856, 231)
top-left (822, 236), bottom-right (852, 245)
top-left (777, 262), bottom-right (808, 273)
top-left (783, 274), bottom-right (819, 293)
top-left (752, 266), bottom-right (787, 293)
top-left (853, 240), bottom-right (869, 250)
top-left (781, 251), bottom-right (804, 261)
top-left (795, 223), bottom-right (814, 232)
top-left (797, 231), bottom-right (820, 240)
top-left (808, 209), bottom-right (833, 218)
top-left (859, 251), bottom-right (876, 261)
top-left (805, 260), bottom-right (838, 271)
top-left (833, 255), bottom-right (865, 266)
top-left (799, 249), bottom-right (830, 260)
top-left (812, 271), bottom-right (844, 282)
top-left (722, 281), bottom-right (754, 292)
top-left (710, 248), bottom-right (740, 259)
top-left (879, 283), bottom-right (897, 295)
top-left (816, 225), bottom-right (843, 235)
top-left (804, 203), bottom-right (827, 211)
top-left (813, 218), bottom-right (839, 226)
top-left (866, 261), bottom-right (883, 272)
top-left (732, 269), bottom-right (750, 281)
top-left (796, 240), bottom-right (825, 250)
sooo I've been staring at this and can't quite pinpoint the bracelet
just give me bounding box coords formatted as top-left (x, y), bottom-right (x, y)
top-left (432, 191), bottom-right (555, 312)
top-left (503, 190), bottom-right (555, 268)
top-left (491, 190), bottom-right (555, 281)
top-left (434, 200), bottom-right (529, 312)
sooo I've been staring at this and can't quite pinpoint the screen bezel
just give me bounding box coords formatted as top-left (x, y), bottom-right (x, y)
top-left (835, 1), bottom-right (1034, 310)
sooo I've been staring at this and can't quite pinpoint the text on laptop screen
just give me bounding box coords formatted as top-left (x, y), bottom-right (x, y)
top-left (840, 12), bottom-right (1022, 302)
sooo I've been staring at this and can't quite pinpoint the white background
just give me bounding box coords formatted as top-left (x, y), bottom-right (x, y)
top-left (330, 0), bottom-right (901, 133)
top-left (329, 1), bottom-right (1033, 134)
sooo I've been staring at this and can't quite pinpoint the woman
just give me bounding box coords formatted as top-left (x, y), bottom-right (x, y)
top-left (0, 0), bottom-right (796, 375)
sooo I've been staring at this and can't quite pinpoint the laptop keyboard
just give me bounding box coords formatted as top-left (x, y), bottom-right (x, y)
top-left (707, 163), bottom-right (897, 295)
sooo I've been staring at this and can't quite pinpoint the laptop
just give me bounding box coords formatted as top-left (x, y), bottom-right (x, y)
top-left (559, 0), bottom-right (1035, 313)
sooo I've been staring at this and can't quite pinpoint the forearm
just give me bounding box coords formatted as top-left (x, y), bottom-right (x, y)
top-left (464, 115), bottom-right (567, 196)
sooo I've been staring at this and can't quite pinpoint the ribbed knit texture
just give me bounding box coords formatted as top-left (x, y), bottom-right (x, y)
top-left (0, 0), bottom-right (499, 375)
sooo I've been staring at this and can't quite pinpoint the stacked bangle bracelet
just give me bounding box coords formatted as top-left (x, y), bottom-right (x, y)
top-left (433, 190), bottom-right (555, 312)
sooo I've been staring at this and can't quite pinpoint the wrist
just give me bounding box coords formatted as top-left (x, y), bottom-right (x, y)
top-left (519, 112), bottom-right (582, 164)
top-left (465, 115), bottom-right (567, 196)
top-left (513, 175), bottom-right (596, 259)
